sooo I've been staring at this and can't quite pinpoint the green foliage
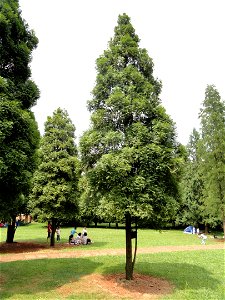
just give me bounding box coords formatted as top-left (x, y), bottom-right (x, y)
top-left (80, 14), bottom-right (181, 226)
top-left (0, 0), bottom-right (39, 109)
top-left (0, 0), bottom-right (40, 230)
top-left (0, 81), bottom-right (40, 220)
top-left (199, 85), bottom-right (225, 230)
top-left (177, 129), bottom-right (205, 226)
top-left (29, 108), bottom-right (80, 222)
top-left (0, 0), bottom-right (38, 78)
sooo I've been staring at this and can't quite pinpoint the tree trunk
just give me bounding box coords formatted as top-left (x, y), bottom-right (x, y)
top-left (125, 212), bottom-right (133, 280)
top-left (132, 222), bottom-right (138, 274)
top-left (6, 218), bottom-right (16, 243)
top-left (50, 218), bottom-right (56, 247)
top-left (223, 220), bottom-right (225, 238)
top-left (205, 224), bottom-right (209, 234)
top-left (222, 207), bottom-right (225, 237)
top-left (116, 222), bottom-right (118, 229)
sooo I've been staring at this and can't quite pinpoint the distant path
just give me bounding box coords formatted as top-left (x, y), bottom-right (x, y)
top-left (0, 244), bottom-right (224, 263)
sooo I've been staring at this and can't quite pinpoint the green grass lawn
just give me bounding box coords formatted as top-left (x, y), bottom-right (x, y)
top-left (0, 250), bottom-right (224, 299)
top-left (0, 223), bottom-right (224, 299)
top-left (0, 222), bottom-right (221, 250)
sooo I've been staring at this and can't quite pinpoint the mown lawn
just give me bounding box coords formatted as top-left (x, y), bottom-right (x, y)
top-left (0, 223), bottom-right (224, 299)
top-left (0, 250), bottom-right (224, 299)
top-left (0, 222), bottom-right (221, 251)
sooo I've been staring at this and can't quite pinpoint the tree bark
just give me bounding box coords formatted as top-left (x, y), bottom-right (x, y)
top-left (223, 220), bottom-right (225, 237)
top-left (132, 222), bottom-right (138, 274)
top-left (6, 218), bottom-right (16, 243)
top-left (50, 218), bottom-right (56, 247)
top-left (125, 212), bottom-right (133, 280)
top-left (204, 224), bottom-right (209, 234)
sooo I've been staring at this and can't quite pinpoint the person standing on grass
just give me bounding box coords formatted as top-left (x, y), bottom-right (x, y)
top-left (199, 233), bottom-right (207, 244)
top-left (47, 221), bottom-right (52, 241)
top-left (56, 226), bottom-right (61, 241)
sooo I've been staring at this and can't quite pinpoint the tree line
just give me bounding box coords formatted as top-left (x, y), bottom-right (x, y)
top-left (1, 0), bottom-right (224, 280)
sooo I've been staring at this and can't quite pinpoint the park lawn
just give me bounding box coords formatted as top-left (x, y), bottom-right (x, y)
top-left (0, 250), bottom-right (224, 299)
top-left (0, 222), bottom-right (220, 252)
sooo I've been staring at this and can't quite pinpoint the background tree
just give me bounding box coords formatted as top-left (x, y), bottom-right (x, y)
top-left (80, 14), bottom-right (181, 280)
top-left (0, 0), bottom-right (40, 242)
top-left (199, 85), bottom-right (225, 234)
top-left (78, 177), bottom-right (103, 227)
top-left (29, 108), bottom-right (80, 246)
top-left (177, 129), bottom-right (205, 228)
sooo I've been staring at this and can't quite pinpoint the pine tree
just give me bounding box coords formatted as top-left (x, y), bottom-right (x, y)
top-left (199, 85), bottom-right (225, 234)
top-left (29, 108), bottom-right (80, 246)
top-left (80, 14), bottom-right (180, 279)
top-left (178, 129), bottom-right (205, 227)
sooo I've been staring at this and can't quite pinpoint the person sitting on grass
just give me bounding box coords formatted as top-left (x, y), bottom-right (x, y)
top-left (82, 232), bottom-right (92, 245)
top-left (73, 233), bottom-right (82, 245)
top-left (68, 234), bottom-right (73, 244)
top-left (68, 227), bottom-right (77, 244)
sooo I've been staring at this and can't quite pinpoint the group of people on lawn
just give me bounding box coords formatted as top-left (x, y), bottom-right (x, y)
top-left (69, 226), bottom-right (92, 245)
top-left (47, 222), bottom-right (92, 245)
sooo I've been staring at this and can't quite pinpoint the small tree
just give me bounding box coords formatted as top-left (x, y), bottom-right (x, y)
top-left (199, 85), bottom-right (225, 234)
top-left (80, 14), bottom-right (180, 279)
top-left (29, 108), bottom-right (80, 246)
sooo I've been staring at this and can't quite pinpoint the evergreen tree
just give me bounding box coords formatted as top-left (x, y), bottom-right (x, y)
top-left (0, 0), bottom-right (40, 242)
top-left (80, 14), bottom-right (180, 279)
top-left (29, 108), bottom-right (80, 246)
top-left (199, 85), bottom-right (225, 234)
top-left (177, 129), bottom-right (205, 227)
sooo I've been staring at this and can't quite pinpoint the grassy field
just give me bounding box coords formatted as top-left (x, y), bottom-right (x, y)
top-left (0, 223), bottom-right (224, 299)
top-left (0, 222), bottom-right (221, 250)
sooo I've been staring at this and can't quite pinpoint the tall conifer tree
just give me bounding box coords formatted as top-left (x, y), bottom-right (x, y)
top-left (80, 14), bottom-right (180, 279)
top-left (199, 85), bottom-right (225, 234)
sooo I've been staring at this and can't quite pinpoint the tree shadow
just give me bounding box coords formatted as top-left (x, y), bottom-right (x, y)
top-left (102, 261), bottom-right (221, 293)
top-left (0, 257), bottom-right (102, 299)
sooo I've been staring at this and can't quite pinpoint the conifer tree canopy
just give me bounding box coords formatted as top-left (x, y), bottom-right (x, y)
top-left (81, 14), bottom-right (179, 221)
top-left (199, 85), bottom-right (225, 233)
top-left (29, 108), bottom-right (80, 246)
top-left (80, 14), bottom-right (180, 279)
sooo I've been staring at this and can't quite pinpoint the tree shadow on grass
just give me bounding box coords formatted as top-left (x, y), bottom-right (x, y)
top-left (102, 261), bottom-right (221, 293)
top-left (0, 258), bottom-right (102, 299)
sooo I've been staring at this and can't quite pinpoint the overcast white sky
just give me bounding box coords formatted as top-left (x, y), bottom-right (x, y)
top-left (19, 0), bottom-right (225, 145)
